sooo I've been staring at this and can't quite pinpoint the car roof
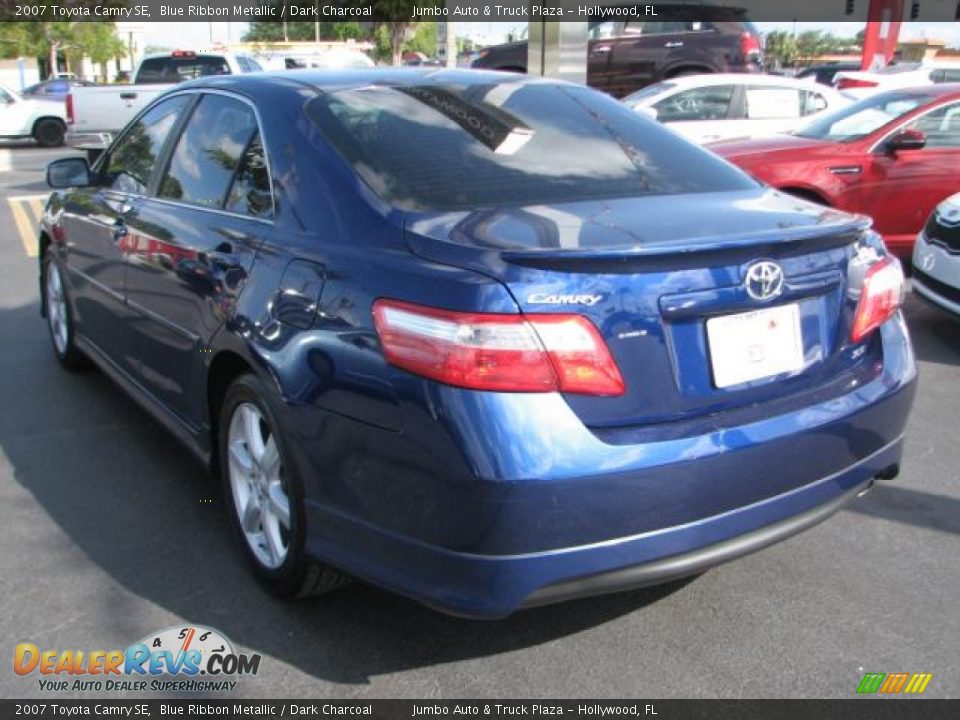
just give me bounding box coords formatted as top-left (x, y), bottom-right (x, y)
top-left (661, 73), bottom-right (834, 89)
top-left (175, 67), bottom-right (538, 98)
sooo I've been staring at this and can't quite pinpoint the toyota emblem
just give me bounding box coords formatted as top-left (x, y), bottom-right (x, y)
top-left (744, 261), bottom-right (785, 301)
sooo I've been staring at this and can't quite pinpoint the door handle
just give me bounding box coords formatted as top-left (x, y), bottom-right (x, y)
top-left (591, 46), bottom-right (612, 54)
top-left (119, 92), bottom-right (137, 101)
top-left (664, 41), bottom-right (684, 48)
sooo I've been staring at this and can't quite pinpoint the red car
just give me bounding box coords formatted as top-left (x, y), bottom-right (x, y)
top-left (711, 85), bottom-right (960, 257)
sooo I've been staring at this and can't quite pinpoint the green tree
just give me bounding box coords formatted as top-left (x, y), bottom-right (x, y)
top-left (795, 30), bottom-right (844, 64)
top-left (73, 23), bottom-right (126, 82)
top-left (764, 30), bottom-right (797, 69)
top-left (405, 21), bottom-right (437, 58)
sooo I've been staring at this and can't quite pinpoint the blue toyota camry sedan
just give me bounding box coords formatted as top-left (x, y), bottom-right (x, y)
top-left (40, 70), bottom-right (916, 618)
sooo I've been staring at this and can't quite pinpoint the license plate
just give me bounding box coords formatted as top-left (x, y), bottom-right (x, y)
top-left (706, 304), bottom-right (804, 389)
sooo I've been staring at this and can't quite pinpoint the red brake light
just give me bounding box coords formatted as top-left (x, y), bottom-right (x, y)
top-left (740, 32), bottom-right (761, 58)
top-left (837, 78), bottom-right (878, 90)
top-left (372, 299), bottom-right (625, 396)
top-left (65, 93), bottom-right (73, 124)
top-left (171, 50), bottom-right (196, 58)
top-left (850, 258), bottom-right (904, 343)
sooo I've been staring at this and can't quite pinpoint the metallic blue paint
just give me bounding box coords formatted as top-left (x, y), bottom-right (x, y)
top-left (42, 70), bottom-right (916, 617)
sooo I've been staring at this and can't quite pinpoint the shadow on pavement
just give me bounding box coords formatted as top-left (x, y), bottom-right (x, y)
top-left (848, 484), bottom-right (960, 536)
top-left (905, 292), bottom-right (960, 367)
top-left (0, 301), bottom-right (689, 686)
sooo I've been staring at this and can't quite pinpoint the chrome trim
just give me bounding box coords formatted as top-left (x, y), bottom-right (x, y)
top-left (147, 196), bottom-right (274, 226)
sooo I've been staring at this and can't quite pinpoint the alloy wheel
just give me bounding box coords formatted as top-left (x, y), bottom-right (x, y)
top-left (227, 402), bottom-right (292, 569)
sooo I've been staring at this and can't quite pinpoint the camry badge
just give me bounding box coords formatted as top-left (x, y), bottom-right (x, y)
top-left (744, 261), bottom-right (785, 301)
top-left (527, 293), bottom-right (603, 306)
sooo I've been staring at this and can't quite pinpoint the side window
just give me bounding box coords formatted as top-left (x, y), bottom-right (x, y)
top-left (158, 94), bottom-right (258, 208)
top-left (931, 69), bottom-right (960, 83)
top-left (653, 86), bottom-right (735, 122)
top-left (102, 95), bottom-right (192, 195)
top-left (588, 21), bottom-right (618, 40)
top-left (745, 86), bottom-right (802, 119)
top-left (0, 87), bottom-right (12, 104)
top-left (908, 102), bottom-right (960, 149)
top-left (801, 90), bottom-right (829, 116)
top-left (136, 58), bottom-right (175, 84)
top-left (225, 132), bottom-right (273, 218)
top-left (635, 21), bottom-right (708, 34)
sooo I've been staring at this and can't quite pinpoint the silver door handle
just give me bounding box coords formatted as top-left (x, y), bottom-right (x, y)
top-left (664, 41), bottom-right (684, 48)
top-left (591, 46), bottom-right (612, 54)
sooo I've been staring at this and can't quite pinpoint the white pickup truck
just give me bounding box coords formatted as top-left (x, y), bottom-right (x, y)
top-left (66, 50), bottom-right (264, 151)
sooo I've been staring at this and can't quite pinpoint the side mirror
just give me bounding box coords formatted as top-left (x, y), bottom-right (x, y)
top-left (47, 157), bottom-right (92, 188)
top-left (885, 128), bottom-right (926, 153)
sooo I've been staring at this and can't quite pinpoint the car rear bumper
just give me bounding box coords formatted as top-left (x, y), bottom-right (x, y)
top-left (299, 317), bottom-right (916, 618)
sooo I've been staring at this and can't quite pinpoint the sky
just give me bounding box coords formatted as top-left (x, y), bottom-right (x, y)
top-left (141, 21), bottom-right (960, 52)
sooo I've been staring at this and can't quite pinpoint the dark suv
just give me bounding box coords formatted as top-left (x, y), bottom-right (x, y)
top-left (471, 9), bottom-right (763, 98)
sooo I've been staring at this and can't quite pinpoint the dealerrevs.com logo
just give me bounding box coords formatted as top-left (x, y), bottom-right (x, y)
top-left (14, 625), bottom-right (261, 693)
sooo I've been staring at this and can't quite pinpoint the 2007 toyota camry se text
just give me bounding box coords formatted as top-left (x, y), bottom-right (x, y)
top-left (38, 69), bottom-right (915, 618)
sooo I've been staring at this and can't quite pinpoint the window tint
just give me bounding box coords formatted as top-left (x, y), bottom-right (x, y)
top-left (745, 86), bottom-right (801, 119)
top-left (137, 55), bottom-right (230, 84)
top-left (795, 91), bottom-right (929, 141)
top-left (930, 69), bottom-right (960, 83)
top-left (801, 90), bottom-right (829, 116)
top-left (158, 94), bottom-right (257, 208)
top-left (654, 85), bottom-right (735, 121)
top-left (225, 132), bottom-right (273, 217)
top-left (634, 21), bottom-right (711, 34)
top-left (907, 102), bottom-right (960, 149)
top-left (0, 87), bottom-right (12, 103)
top-left (102, 95), bottom-right (192, 195)
top-left (307, 82), bottom-right (755, 212)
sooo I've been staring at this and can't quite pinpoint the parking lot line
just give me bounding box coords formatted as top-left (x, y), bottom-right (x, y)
top-left (7, 195), bottom-right (46, 258)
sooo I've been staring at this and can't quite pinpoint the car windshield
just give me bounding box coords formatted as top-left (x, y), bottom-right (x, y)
top-left (307, 82), bottom-right (756, 212)
top-left (793, 90), bottom-right (930, 142)
top-left (622, 82), bottom-right (677, 105)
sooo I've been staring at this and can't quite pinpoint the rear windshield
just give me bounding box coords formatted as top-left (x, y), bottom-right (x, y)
top-left (306, 82), bottom-right (756, 211)
top-left (136, 55), bottom-right (230, 84)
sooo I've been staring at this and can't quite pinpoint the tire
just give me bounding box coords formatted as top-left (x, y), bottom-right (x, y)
top-left (43, 249), bottom-right (86, 370)
top-left (33, 118), bottom-right (65, 148)
top-left (219, 373), bottom-right (349, 598)
top-left (665, 68), bottom-right (711, 79)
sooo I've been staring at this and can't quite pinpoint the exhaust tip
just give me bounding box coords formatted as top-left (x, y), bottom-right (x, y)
top-left (856, 479), bottom-right (875, 498)
top-left (875, 463), bottom-right (900, 481)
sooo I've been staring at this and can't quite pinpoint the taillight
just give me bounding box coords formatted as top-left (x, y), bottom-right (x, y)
top-left (741, 32), bottom-right (761, 59)
top-left (850, 258), bottom-right (904, 343)
top-left (836, 78), bottom-right (878, 90)
top-left (66, 93), bottom-right (73, 124)
top-left (372, 299), bottom-right (625, 396)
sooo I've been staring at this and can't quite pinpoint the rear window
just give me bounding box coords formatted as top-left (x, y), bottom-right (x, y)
top-left (136, 55), bottom-right (230, 84)
top-left (306, 82), bottom-right (756, 211)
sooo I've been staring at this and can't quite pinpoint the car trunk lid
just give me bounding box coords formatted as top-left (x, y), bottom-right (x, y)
top-left (405, 188), bottom-right (882, 429)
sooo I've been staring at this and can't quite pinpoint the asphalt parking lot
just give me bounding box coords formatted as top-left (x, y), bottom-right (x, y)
top-left (0, 145), bottom-right (957, 700)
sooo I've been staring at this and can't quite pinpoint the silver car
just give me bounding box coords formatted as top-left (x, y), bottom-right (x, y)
top-left (913, 193), bottom-right (960, 318)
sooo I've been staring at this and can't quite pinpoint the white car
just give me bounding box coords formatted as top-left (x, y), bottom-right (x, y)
top-left (834, 62), bottom-right (960, 99)
top-left (622, 74), bottom-right (850, 145)
top-left (913, 193), bottom-right (960, 319)
top-left (0, 83), bottom-right (67, 147)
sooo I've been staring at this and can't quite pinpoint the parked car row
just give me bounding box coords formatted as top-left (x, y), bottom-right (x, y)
top-left (622, 73), bottom-right (849, 144)
top-left (0, 83), bottom-right (67, 147)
